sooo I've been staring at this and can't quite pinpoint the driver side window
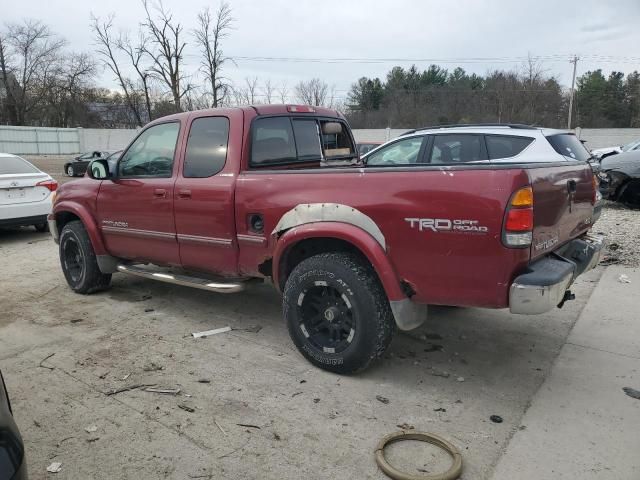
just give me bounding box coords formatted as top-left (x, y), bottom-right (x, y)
top-left (118, 122), bottom-right (180, 178)
top-left (366, 137), bottom-right (425, 166)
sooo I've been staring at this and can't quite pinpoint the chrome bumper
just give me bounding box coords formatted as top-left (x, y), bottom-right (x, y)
top-left (48, 215), bottom-right (59, 244)
top-left (510, 234), bottom-right (604, 315)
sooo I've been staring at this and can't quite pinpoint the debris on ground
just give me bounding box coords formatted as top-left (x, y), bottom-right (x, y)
top-left (291, 391), bottom-right (303, 397)
top-left (236, 423), bottom-right (261, 429)
top-left (434, 407), bottom-right (447, 412)
top-left (457, 377), bottom-right (465, 382)
top-left (623, 387), bottom-right (640, 400)
top-left (141, 294), bottom-right (152, 300)
top-left (121, 373), bottom-right (131, 381)
top-left (430, 369), bottom-right (450, 378)
top-left (424, 344), bottom-right (443, 353)
top-left (197, 379), bottom-right (211, 384)
top-left (273, 432), bottom-right (281, 441)
top-left (86, 437), bottom-right (100, 443)
top-left (178, 404), bottom-right (195, 413)
top-left (313, 398), bottom-right (320, 403)
top-left (239, 324), bottom-right (262, 333)
top-left (618, 274), bottom-right (631, 284)
top-left (143, 362), bottom-right (164, 372)
top-left (396, 423), bottom-right (415, 430)
top-left (84, 425), bottom-right (98, 433)
top-left (376, 395), bottom-right (390, 404)
top-left (214, 418), bottom-right (227, 436)
top-left (490, 415), bottom-right (503, 423)
top-left (38, 352), bottom-right (55, 370)
top-left (144, 308), bottom-right (155, 313)
top-left (47, 462), bottom-right (63, 473)
top-left (105, 384), bottom-right (153, 396)
top-left (98, 371), bottom-right (109, 379)
top-left (144, 386), bottom-right (181, 395)
top-left (70, 318), bottom-right (83, 323)
top-left (192, 326), bottom-right (232, 339)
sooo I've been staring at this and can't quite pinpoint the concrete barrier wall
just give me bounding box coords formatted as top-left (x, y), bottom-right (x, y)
top-left (2, 125), bottom-right (640, 155)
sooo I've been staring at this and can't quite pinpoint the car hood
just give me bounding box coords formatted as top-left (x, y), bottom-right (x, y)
top-left (600, 151), bottom-right (640, 178)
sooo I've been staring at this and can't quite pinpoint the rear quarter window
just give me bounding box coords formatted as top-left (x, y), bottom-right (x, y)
top-left (183, 116), bottom-right (230, 177)
top-left (486, 135), bottom-right (534, 160)
top-left (546, 134), bottom-right (591, 161)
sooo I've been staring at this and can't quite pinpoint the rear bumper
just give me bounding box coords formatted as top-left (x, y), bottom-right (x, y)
top-left (509, 233), bottom-right (603, 315)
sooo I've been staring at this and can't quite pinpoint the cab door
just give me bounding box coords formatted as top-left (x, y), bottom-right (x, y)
top-left (173, 113), bottom-right (241, 275)
top-left (97, 121), bottom-right (182, 266)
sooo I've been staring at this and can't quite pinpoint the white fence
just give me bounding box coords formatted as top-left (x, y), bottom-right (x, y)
top-left (1, 125), bottom-right (640, 155)
top-left (0, 126), bottom-right (138, 155)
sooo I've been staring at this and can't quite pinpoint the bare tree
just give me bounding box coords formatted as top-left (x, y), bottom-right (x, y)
top-left (193, 2), bottom-right (234, 108)
top-left (232, 76), bottom-right (259, 105)
top-left (264, 78), bottom-right (274, 103)
top-left (0, 20), bottom-right (65, 125)
top-left (278, 80), bottom-right (289, 103)
top-left (117, 31), bottom-right (153, 122)
top-left (91, 14), bottom-right (144, 126)
top-left (295, 78), bottom-right (329, 106)
top-left (142, 0), bottom-right (191, 112)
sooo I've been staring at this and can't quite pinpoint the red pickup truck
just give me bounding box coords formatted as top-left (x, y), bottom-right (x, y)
top-left (49, 105), bottom-right (602, 373)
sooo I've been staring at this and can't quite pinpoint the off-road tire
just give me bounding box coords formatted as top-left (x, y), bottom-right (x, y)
top-left (34, 223), bottom-right (49, 232)
top-left (59, 220), bottom-right (111, 294)
top-left (283, 252), bottom-right (395, 374)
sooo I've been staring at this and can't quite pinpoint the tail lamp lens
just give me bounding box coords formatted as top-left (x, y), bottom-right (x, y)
top-left (36, 179), bottom-right (58, 192)
top-left (503, 186), bottom-right (534, 248)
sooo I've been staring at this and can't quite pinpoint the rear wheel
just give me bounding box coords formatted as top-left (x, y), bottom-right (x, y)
top-left (283, 252), bottom-right (395, 374)
top-left (34, 223), bottom-right (49, 232)
top-left (59, 220), bottom-right (111, 293)
top-left (66, 164), bottom-right (75, 177)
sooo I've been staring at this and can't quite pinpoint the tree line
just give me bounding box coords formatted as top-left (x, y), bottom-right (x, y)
top-left (1, 3), bottom-right (639, 130)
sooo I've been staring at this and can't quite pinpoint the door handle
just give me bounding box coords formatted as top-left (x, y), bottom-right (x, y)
top-left (178, 189), bottom-right (192, 199)
top-left (153, 188), bottom-right (167, 198)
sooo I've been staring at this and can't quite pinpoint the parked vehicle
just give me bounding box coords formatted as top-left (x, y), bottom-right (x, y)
top-left (591, 138), bottom-right (640, 160)
top-left (49, 110), bottom-right (602, 374)
top-left (0, 370), bottom-right (28, 480)
top-left (356, 142), bottom-right (382, 156)
top-left (1, 153), bottom-right (57, 232)
top-left (64, 151), bottom-right (110, 177)
top-left (598, 150), bottom-right (640, 208)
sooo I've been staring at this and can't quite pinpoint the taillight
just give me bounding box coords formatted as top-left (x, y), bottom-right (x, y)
top-left (591, 175), bottom-right (599, 205)
top-left (36, 179), bottom-right (58, 192)
top-left (503, 186), bottom-right (533, 248)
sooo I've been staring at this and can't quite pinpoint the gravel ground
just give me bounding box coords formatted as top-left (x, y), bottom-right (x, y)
top-left (594, 201), bottom-right (640, 267)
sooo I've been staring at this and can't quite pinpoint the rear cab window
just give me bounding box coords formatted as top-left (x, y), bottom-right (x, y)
top-left (250, 116), bottom-right (356, 168)
top-left (546, 134), bottom-right (591, 161)
top-left (0, 156), bottom-right (39, 175)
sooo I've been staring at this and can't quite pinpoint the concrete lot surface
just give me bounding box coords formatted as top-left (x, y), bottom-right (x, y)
top-left (1, 225), bottom-right (638, 480)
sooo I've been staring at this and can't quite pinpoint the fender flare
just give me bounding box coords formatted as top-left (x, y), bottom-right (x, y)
top-left (53, 201), bottom-right (107, 256)
top-left (272, 221), bottom-right (404, 302)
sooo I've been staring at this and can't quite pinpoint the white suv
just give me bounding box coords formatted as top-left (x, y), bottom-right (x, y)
top-left (362, 124), bottom-right (594, 166)
top-left (0, 153), bottom-right (57, 232)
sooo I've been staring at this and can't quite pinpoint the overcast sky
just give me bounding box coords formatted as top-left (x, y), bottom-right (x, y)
top-left (5, 0), bottom-right (640, 102)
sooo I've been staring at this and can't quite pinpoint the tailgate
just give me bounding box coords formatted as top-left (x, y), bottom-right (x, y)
top-left (0, 173), bottom-right (51, 205)
top-left (528, 163), bottom-right (594, 260)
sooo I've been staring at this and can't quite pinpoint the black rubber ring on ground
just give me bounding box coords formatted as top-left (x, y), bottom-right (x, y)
top-left (374, 431), bottom-right (463, 480)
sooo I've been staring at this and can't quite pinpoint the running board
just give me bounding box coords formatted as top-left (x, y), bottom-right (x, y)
top-left (116, 264), bottom-right (245, 293)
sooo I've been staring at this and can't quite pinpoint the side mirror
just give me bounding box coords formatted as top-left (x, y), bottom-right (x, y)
top-left (87, 159), bottom-right (111, 180)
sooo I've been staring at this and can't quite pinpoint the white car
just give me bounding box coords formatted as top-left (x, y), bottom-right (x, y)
top-left (0, 153), bottom-right (57, 232)
top-left (591, 138), bottom-right (640, 160)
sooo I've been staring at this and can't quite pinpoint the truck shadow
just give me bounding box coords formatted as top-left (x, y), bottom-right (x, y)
top-left (0, 227), bottom-right (52, 246)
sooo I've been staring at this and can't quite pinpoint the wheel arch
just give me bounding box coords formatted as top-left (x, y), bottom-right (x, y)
top-left (53, 202), bottom-right (107, 255)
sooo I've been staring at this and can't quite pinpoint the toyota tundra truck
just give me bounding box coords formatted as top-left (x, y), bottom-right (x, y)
top-left (48, 106), bottom-right (602, 374)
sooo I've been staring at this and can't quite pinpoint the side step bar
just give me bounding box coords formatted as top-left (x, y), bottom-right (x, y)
top-left (117, 264), bottom-right (245, 294)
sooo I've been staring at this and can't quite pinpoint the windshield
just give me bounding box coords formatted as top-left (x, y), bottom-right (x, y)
top-left (0, 155), bottom-right (40, 175)
top-left (546, 134), bottom-right (591, 161)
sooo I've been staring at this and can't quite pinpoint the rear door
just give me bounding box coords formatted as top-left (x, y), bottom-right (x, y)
top-left (97, 121), bottom-right (182, 265)
top-left (173, 112), bottom-right (241, 275)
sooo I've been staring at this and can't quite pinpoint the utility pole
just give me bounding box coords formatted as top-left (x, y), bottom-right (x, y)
top-left (567, 55), bottom-right (579, 129)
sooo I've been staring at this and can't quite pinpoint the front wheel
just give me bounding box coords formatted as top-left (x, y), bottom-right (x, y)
top-left (59, 220), bottom-right (111, 294)
top-left (66, 164), bottom-right (75, 177)
top-left (283, 252), bottom-right (395, 374)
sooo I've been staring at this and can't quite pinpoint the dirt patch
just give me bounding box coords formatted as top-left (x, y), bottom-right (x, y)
top-left (595, 201), bottom-right (640, 267)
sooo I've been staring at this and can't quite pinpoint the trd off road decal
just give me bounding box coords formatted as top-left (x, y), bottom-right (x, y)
top-left (405, 217), bottom-right (488, 234)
